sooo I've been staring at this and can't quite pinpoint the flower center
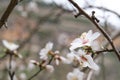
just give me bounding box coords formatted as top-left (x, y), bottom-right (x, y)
top-left (81, 56), bottom-right (87, 61)
top-left (82, 39), bottom-right (89, 44)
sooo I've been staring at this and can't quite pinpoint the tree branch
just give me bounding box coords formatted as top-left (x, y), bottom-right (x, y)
top-left (68, 0), bottom-right (120, 61)
top-left (0, 0), bottom-right (23, 28)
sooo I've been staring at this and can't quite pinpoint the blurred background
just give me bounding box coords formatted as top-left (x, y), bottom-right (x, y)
top-left (0, 0), bottom-right (120, 80)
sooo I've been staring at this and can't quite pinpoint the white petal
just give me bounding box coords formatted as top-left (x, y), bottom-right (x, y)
top-left (46, 65), bottom-right (54, 73)
top-left (55, 59), bottom-right (60, 65)
top-left (90, 32), bottom-right (100, 41)
top-left (60, 56), bottom-right (71, 64)
top-left (45, 42), bottom-right (53, 51)
top-left (2, 40), bottom-right (19, 51)
top-left (71, 38), bottom-right (82, 44)
top-left (86, 30), bottom-right (92, 39)
top-left (67, 53), bottom-right (74, 63)
top-left (84, 55), bottom-right (99, 70)
top-left (70, 43), bottom-right (83, 51)
top-left (67, 72), bottom-right (74, 80)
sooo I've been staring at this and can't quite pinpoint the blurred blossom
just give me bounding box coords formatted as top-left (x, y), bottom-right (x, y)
top-left (67, 68), bottom-right (84, 80)
top-left (27, 62), bottom-right (35, 70)
top-left (27, 1), bottom-right (39, 12)
top-left (39, 42), bottom-right (53, 60)
top-left (19, 65), bottom-right (26, 71)
top-left (16, 5), bottom-right (28, 17)
top-left (58, 33), bottom-right (69, 46)
top-left (70, 30), bottom-right (100, 51)
top-left (17, 5), bottom-right (24, 12)
top-left (21, 11), bottom-right (28, 17)
top-left (19, 73), bottom-right (27, 80)
top-left (45, 65), bottom-right (54, 73)
top-left (2, 40), bottom-right (19, 51)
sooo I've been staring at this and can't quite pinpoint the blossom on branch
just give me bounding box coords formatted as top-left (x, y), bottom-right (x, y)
top-left (67, 50), bottom-right (99, 70)
top-left (39, 42), bottom-right (53, 60)
top-left (70, 30), bottom-right (100, 51)
top-left (2, 40), bottom-right (19, 51)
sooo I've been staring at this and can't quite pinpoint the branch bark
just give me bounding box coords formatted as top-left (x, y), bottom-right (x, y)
top-left (0, 0), bottom-right (23, 28)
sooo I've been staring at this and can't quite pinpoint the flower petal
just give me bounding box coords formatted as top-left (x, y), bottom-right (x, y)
top-left (84, 55), bottom-right (99, 70)
top-left (86, 30), bottom-right (92, 39)
top-left (90, 32), bottom-right (100, 41)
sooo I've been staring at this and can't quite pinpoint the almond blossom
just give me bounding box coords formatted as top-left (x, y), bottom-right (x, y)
top-left (2, 40), bottom-right (19, 51)
top-left (39, 42), bottom-right (53, 60)
top-left (67, 50), bottom-right (99, 70)
top-left (67, 68), bottom-right (84, 80)
top-left (70, 30), bottom-right (100, 51)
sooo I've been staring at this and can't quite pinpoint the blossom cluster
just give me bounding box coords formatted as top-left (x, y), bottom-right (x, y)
top-left (30, 42), bottom-right (68, 73)
top-left (29, 30), bottom-right (100, 80)
top-left (64, 30), bottom-right (100, 80)
top-left (2, 30), bottom-right (100, 80)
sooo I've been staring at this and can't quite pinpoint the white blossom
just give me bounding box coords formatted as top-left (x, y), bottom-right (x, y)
top-left (28, 62), bottom-right (35, 70)
top-left (45, 65), bottom-right (54, 73)
top-left (70, 30), bottom-right (100, 51)
top-left (67, 68), bottom-right (84, 80)
top-left (27, 1), bottom-right (39, 12)
top-left (30, 60), bottom-right (40, 66)
top-left (19, 73), bottom-right (27, 80)
top-left (39, 42), bottom-right (53, 60)
top-left (67, 50), bottom-right (99, 70)
top-left (2, 40), bottom-right (19, 51)
top-left (75, 50), bottom-right (99, 70)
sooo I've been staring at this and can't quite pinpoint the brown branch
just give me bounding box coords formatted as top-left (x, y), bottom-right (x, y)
top-left (0, 0), bottom-right (23, 28)
top-left (68, 0), bottom-right (120, 61)
top-left (95, 49), bottom-right (120, 54)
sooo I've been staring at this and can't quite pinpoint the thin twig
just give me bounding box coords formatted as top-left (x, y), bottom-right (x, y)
top-left (68, 0), bottom-right (120, 61)
top-left (28, 68), bottom-right (42, 80)
top-left (27, 56), bottom-right (54, 80)
top-left (8, 55), bottom-right (15, 80)
top-left (95, 49), bottom-right (120, 54)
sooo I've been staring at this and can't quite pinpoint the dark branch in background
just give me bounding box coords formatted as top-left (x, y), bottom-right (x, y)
top-left (84, 5), bottom-right (120, 18)
top-left (68, 0), bottom-right (120, 61)
top-left (0, 0), bottom-right (23, 28)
